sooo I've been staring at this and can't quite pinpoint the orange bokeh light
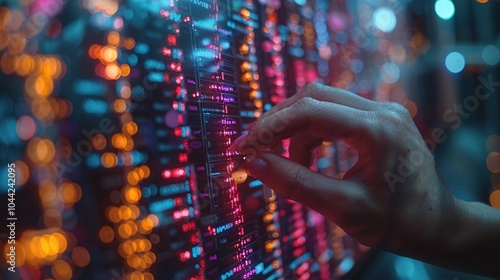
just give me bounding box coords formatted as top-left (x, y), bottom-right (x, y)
top-left (123, 121), bottom-right (138, 135)
top-left (32, 75), bottom-right (54, 97)
top-left (486, 152), bottom-right (500, 173)
top-left (404, 100), bottom-right (418, 117)
top-left (72, 247), bottom-right (91, 268)
top-left (101, 46), bottom-right (118, 63)
top-left (120, 64), bottom-right (130, 76)
top-left (124, 37), bottom-right (135, 50)
top-left (15, 54), bottom-right (35, 76)
top-left (51, 260), bottom-right (72, 280)
top-left (107, 206), bottom-right (122, 223)
top-left (1, 52), bottom-right (16, 74)
top-left (124, 186), bottom-right (141, 204)
top-left (88, 44), bottom-right (102, 59)
top-left (92, 134), bottom-right (107, 150)
top-left (27, 138), bottom-right (56, 164)
top-left (101, 152), bottom-right (118, 168)
top-left (105, 63), bottom-right (121, 80)
top-left (111, 133), bottom-right (127, 148)
top-left (99, 226), bottom-right (115, 243)
top-left (490, 190), bottom-right (500, 209)
top-left (107, 31), bottom-right (120, 45)
top-left (13, 160), bottom-right (30, 186)
top-left (113, 99), bottom-right (127, 113)
top-left (58, 182), bottom-right (82, 207)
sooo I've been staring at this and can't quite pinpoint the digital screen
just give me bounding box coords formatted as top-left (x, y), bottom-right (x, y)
top-left (0, 0), bottom-right (411, 279)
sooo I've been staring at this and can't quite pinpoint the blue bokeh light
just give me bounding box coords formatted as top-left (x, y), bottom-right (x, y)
top-left (445, 52), bottom-right (465, 73)
top-left (435, 0), bottom-right (455, 20)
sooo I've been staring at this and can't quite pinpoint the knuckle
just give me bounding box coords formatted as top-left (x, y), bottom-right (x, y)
top-left (376, 103), bottom-right (411, 140)
top-left (380, 111), bottom-right (400, 130)
top-left (293, 96), bottom-right (319, 111)
top-left (385, 102), bottom-right (411, 119)
top-left (300, 83), bottom-right (321, 98)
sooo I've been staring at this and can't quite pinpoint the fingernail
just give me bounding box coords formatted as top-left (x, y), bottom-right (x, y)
top-left (245, 157), bottom-right (270, 180)
top-left (229, 134), bottom-right (247, 151)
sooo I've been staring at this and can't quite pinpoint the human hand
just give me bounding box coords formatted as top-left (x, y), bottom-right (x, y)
top-left (230, 83), bottom-right (458, 251)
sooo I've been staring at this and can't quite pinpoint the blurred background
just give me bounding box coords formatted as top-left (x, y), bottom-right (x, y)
top-left (0, 0), bottom-right (499, 279)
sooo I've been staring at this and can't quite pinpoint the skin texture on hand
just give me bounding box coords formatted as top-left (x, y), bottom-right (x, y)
top-left (230, 83), bottom-right (500, 278)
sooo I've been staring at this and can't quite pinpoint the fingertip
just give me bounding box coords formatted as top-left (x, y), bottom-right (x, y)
top-left (244, 156), bottom-right (270, 181)
top-left (229, 134), bottom-right (247, 152)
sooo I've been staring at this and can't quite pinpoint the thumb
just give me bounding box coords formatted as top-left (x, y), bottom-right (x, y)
top-left (245, 152), bottom-right (355, 217)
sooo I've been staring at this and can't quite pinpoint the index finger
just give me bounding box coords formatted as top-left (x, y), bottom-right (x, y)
top-left (261, 83), bottom-right (381, 121)
top-left (235, 97), bottom-right (379, 157)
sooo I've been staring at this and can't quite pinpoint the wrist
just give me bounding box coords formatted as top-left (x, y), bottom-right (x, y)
top-left (385, 183), bottom-right (461, 257)
top-left (393, 196), bottom-right (500, 277)
top-left (444, 199), bottom-right (500, 254)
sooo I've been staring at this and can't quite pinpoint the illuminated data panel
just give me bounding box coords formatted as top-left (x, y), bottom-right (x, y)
top-left (85, 0), bottom-right (284, 279)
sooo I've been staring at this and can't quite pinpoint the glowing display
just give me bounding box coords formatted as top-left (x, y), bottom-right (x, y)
top-left (0, 0), bottom-right (418, 278)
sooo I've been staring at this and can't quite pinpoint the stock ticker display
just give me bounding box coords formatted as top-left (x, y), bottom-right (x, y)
top-left (0, 0), bottom-right (412, 279)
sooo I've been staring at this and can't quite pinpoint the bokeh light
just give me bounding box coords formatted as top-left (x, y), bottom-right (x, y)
top-left (51, 260), bottom-right (73, 280)
top-left (482, 45), bottom-right (500, 66)
top-left (490, 190), bottom-right (500, 209)
top-left (486, 152), bottom-right (500, 173)
top-left (435, 0), bottom-right (455, 20)
top-left (404, 100), bottom-right (418, 118)
top-left (13, 160), bottom-right (30, 186)
top-left (231, 169), bottom-right (248, 184)
top-left (486, 135), bottom-right (500, 153)
top-left (58, 182), bottom-right (83, 207)
top-left (27, 138), bottom-right (56, 164)
top-left (92, 134), bottom-right (107, 150)
top-left (102, 152), bottom-right (118, 168)
top-left (373, 7), bottom-right (397, 33)
top-left (445, 52), bottom-right (465, 73)
top-left (99, 226), bottom-right (115, 243)
top-left (380, 62), bottom-right (400, 84)
top-left (72, 247), bottom-right (91, 268)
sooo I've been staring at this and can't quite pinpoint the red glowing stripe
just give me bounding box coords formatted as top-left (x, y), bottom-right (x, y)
top-left (293, 247), bottom-right (306, 257)
top-left (173, 208), bottom-right (190, 220)
top-left (162, 47), bottom-right (172, 56)
top-left (167, 34), bottom-right (177, 45)
top-left (178, 153), bottom-right (188, 162)
top-left (162, 167), bottom-right (186, 179)
top-left (182, 221), bottom-right (196, 232)
top-left (179, 250), bottom-right (191, 262)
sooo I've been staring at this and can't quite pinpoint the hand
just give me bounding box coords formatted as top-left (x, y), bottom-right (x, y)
top-left (232, 83), bottom-right (454, 248)
top-left (230, 84), bottom-right (500, 279)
